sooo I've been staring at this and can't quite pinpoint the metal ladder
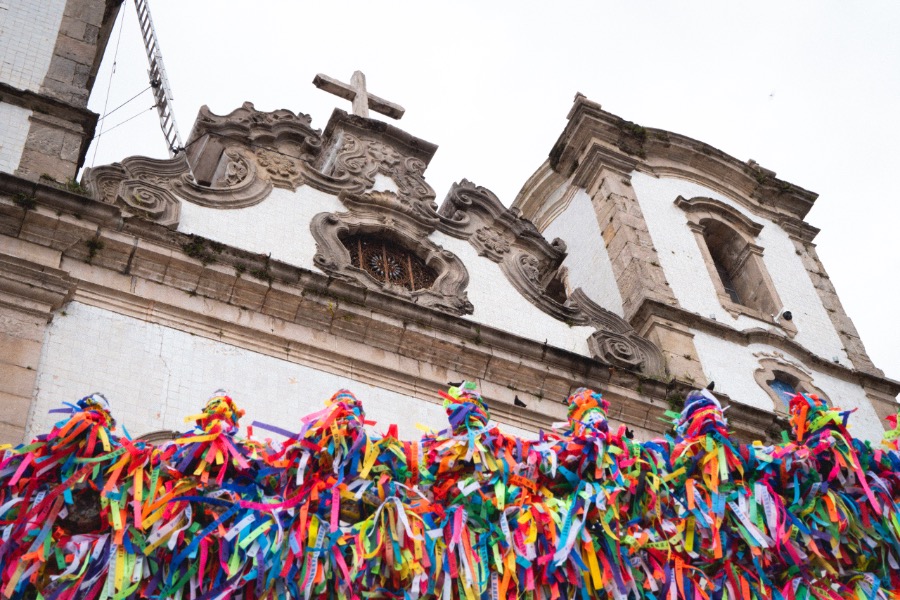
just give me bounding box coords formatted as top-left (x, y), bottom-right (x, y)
top-left (134, 0), bottom-right (183, 157)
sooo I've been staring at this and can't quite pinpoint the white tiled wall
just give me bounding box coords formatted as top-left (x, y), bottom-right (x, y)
top-left (0, 103), bottom-right (31, 173)
top-left (30, 302), bottom-right (534, 442)
top-left (0, 0), bottom-right (67, 92)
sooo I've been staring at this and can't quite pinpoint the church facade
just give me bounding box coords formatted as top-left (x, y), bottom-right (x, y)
top-left (0, 0), bottom-right (896, 446)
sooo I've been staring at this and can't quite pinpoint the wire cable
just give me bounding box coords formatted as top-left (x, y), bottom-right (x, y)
top-left (90, 6), bottom-right (127, 168)
top-left (97, 85), bottom-right (152, 123)
top-left (92, 105), bottom-right (157, 140)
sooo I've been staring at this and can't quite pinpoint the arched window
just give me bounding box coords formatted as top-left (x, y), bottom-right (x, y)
top-left (676, 196), bottom-right (789, 330)
top-left (343, 233), bottom-right (437, 291)
top-left (754, 357), bottom-right (828, 416)
top-left (699, 218), bottom-right (778, 314)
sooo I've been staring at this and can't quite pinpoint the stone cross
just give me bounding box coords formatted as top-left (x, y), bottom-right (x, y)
top-left (312, 70), bottom-right (405, 120)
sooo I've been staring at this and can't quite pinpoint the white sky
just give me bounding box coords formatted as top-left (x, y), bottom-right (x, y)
top-left (83, 0), bottom-right (900, 384)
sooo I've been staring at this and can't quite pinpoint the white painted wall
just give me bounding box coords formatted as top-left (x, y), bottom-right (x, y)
top-left (177, 185), bottom-right (345, 271)
top-left (431, 231), bottom-right (595, 355)
top-left (542, 187), bottom-right (624, 316)
top-left (30, 302), bottom-right (534, 442)
top-left (0, 103), bottom-right (31, 174)
top-left (631, 172), bottom-right (850, 367)
top-left (691, 331), bottom-right (885, 442)
top-left (0, 0), bottom-right (66, 92)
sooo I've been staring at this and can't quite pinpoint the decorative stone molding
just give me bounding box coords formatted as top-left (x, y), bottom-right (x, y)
top-left (539, 95), bottom-right (819, 225)
top-left (437, 179), bottom-right (666, 376)
top-left (311, 209), bottom-right (473, 316)
top-left (115, 180), bottom-right (180, 226)
top-left (753, 351), bottom-right (829, 416)
top-left (0, 256), bottom-right (76, 321)
top-left (83, 105), bottom-right (443, 222)
top-left (190, 102), bottom-right (322, 159)
top-left (675, 196), bottom-right (763, 238)
top-left (631, 297), bottom-right (889, 392)
top-left (327, 133), bottom-right (435, 203)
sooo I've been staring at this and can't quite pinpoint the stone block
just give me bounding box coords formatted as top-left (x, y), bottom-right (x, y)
top-left (0, 234), bottom-right (62, 268)
top-left (25, 123), bottom-right (66, 157)
top-left (262, 284), bottom-right (303, 322)
top-left (194, 267), bottom-right (237, 300)
top-left (0, 363), bottom-right (38, 398)
top-left (0, 421), bottom-right (26, 447)
top-left (55, 35), bottom-right (95, 64)
top-left (61, 132), bottom-right (84, 162)
top-left (0, 333), bottom-right (42, 369)
top-left (0, 391), bottom-right (32, 428)
top-left (73, 63), bottom-right (92, 89)
top-left (16, 148), bottom-right (77, 182)
top-left (84, 24), bottom-right (100, 45)
top-left (229, 278), bottom-right (268, 312)
top-left (45, 56), bottom-right (78, 85)
top-left (59, 16), bottom-right (88, 40)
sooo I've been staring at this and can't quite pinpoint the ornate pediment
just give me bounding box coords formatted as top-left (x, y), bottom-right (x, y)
top-left (190, 102), bottom-right (322, 159)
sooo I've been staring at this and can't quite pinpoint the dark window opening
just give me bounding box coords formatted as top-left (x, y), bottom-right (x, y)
top-left (714, 261), bottom-right (742, 304)
top-left (767, 371), bottom-right (800, 406)
top-left (343, 233), bottom-right (437, 292)
top-left (700, 219), bottom-right (776, 312)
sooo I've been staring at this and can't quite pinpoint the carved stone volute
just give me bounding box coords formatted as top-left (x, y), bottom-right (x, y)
top-left (436, 179), bottom-right (666, 377)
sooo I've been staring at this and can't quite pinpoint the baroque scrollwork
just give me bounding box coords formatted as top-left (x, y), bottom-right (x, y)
top-left (311, 211), bottom-right (473, 316)
top-left (254, 148), bottom-right (302, 188)
top-left (436, 179), bottom-right (666, 376)
top-left (328, 134), bottom-right (435, 203)
top-left (117, 181), bottom-right (180, 226)
top-left (192, 102), bottom-right (321, 159)
top-left (83, 155), bottom-right (189, 228)
top-left (472, 227), bottom-right (511, 261)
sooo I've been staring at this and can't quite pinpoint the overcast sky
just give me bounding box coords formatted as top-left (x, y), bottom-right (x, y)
top-left (83, 1), bottom-right (900, 384)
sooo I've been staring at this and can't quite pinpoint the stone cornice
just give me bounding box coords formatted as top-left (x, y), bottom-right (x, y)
top-left (0, 172), bottom-right (122, 225)
top-left (0, 82), bottom-right (100, 170)
top-left (546, 94), bottom-right (818, 224)
top-left (0, 255), bottom-right (75, 320)
top-left (631, 297), bottom-right (900, 396)
top-left (319, 109), bottom-right (438, 168)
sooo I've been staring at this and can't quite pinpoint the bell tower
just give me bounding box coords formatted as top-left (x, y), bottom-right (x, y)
top-left (514, 94), bottom-right (899, 440)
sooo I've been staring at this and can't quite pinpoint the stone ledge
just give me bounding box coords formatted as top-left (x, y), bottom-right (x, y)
top-left (631, 298), bottom-right (900, 398)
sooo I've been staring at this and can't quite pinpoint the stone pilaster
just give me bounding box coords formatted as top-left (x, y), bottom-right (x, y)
top-left (0, 256), bottom-right (75, 444)
top-left (788, 234), bottom-right (881, 376)
top-left (13, 0), bottom-right (122, 183)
